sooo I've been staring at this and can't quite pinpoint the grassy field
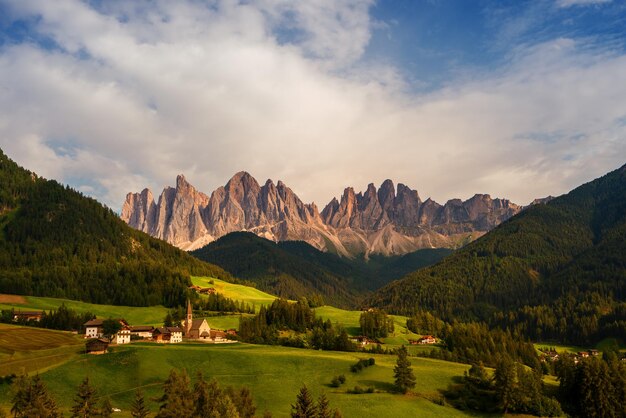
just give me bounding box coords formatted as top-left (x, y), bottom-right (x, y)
top-left (0, 339), bottom-right (473, 418)
top-left (0, 324), bottom-right (85, 376)
top-left (191, 276), bottom-right (278, 307)
top-left (0, 295), bottom-right (169, 326)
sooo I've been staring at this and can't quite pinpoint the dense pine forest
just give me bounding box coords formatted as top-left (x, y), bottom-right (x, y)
top-left (0, 149), bottom-right (232, 307)
top-left (366, 164), bottom-right (626, 345)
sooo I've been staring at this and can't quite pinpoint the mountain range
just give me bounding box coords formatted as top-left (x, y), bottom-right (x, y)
top-left (122, 172), bottom-right (522, 256)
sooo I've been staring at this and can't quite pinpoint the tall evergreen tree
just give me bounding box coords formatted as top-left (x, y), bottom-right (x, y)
top-left (130, 389), bottom-right (150, 418)
top-left (11, 375), bottom-right (60, 418)
top-left (394, 346), bottom-right (416, 394)
top-left (494, 356), bottom-right (516, 414)
top-left (291, 385), bottom-right (317, 418)
top-left (156, 369), bottom-right (194, 418)
top-left (226, 386), bottom-right (256, 418)
top-left (71, 377), bottom-right (99, 418)
top-left (100, 397), bottom-right (113, 418)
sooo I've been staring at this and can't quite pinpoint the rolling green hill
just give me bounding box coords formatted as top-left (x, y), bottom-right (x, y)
top-left (0, 335), bottom-right (472, 418)
top-left (366, 164), bottom-right (626, 345)
top-left (191, 232), bottom-right (452, 308)
top-left (0, 149), bottom-right (232, 307)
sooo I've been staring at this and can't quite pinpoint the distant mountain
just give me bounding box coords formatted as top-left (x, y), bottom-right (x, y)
top-left (123, 172), bottom-right (521, 256)
top-left (365, 164), bottom-right (626, 344)
top-left (191, 231), bottom-right (453, 307)
top-left (0, 149), bottom-right (232, 307)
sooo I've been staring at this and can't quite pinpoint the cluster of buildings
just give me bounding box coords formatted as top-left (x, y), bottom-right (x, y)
top-left (85, 301), bottom-right (235, 354)
top-left (539, 347), bottom-right (603, 363)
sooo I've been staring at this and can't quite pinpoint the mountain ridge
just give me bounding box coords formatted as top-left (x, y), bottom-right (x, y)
top-left (122, 172), bottom-right (522, 256)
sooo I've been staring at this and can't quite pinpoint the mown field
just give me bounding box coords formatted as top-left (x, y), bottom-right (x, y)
top-left (0, 334), bottom-right (473, 418)
top-left (0, 323), bottom-right (84, 376)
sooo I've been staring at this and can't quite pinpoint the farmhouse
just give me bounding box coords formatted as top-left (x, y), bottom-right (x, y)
top-left (153, 327), bottom-right (183, 343)
top-left (350, 336), bottom-right (374, 346)
top-left (86, 338), bottom-right (109, 355)
top-left (84, 319), bottom-right (104, 338)
top-left (130, 325), bottom-right (154, 339)
top-left (418, 335), bottom-right (437, 344)
top-left (13, 310), bottom-right (44, 322)
top-left (112, 325), bottom-right (131, 345)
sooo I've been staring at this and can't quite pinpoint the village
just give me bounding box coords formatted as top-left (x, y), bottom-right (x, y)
top-left (83, 300), bottom-right (237, 354)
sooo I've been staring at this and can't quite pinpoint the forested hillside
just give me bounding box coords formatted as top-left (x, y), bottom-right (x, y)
top-left (0, 149), bottom-right (232, 307)
top-left (191, 232), bottom-right (452, 308)
top-left (367, 164), bottom-right (626, 344)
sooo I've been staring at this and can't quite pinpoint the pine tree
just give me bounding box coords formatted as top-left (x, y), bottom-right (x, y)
top-left (316, 393), bottom-right (333, 418)
top-left (393, 346), bottom-right (416, 394)
top-left (100, 397), bottom-right (113, 418)
top-left (494, 356), bottom-right (517, 414)
top-left (130, 389), bottom-right (150, 418)
top-left (71, 377), bottom-right (99, 418)
top-left (156, 369), bottom-right (194, 418)
top-left (291, 385), bottom-right (317, 418)
top-left (11, 375), bottom-right (60, 418)
top-left (227, 386), bottom-right (256, 418)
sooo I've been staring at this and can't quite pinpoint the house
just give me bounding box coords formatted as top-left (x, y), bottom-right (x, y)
top-left (13, 310), bottom-right (44, 322)
top-left (83, 318), bottom-right (129, 340)
top-left (226, 329), bottom-right (238, 336)
top-left (589, 349), bottom-right (600, 357)
top-left (84, 319), bottom-right (104, 339)
top-left (112, 325), bottom-right (131, 345)
top-left (350, 336), bottom-right (373, 346)
top-left (578, 351), bottom-right (590, 358)
top-left (86, 338), bottom-right (109, 355)
top-left (210, 330), bottom-right (228, 342)
top-left (418, 335), bottom-right (437, 344)
top-left (130, 325), bottom-right (155, 339)
top-left (198, 287), bottom-right (216, 295)
top-left (153, 327), bottom-right (183, 344)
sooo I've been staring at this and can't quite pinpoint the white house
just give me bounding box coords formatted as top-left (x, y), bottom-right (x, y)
top-left (84, 319), bottom-right (104, 339)
top-left (130, 325), bottom-right (155, 339)
top-left (112, 326), bottom-right (131, 345)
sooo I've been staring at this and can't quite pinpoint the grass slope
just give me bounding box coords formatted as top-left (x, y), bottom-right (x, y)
top-left (191, 276), bottom-right (277, 307)
top-left (0, 341), bottom-right (472, 418)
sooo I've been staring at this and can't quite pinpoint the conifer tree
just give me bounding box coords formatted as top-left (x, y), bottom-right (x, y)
top-left (316, 393), bottom-right (332, 418)
top-left (291, 385), bottom-right (317, 418)
top-left (130, 389), bottom-right (150, 418)
top-left (71, 377), bottom-right (99, 418)
top-left (11, 375), bottom-right (60, 418)
top-left (394, 346), bottom-right (416, 394)
top-left (156, 369), bottom-right (194, 418)
top-left (494, 356), bottom-right (517, 414)
top-left (100, 397), bottom-right (113, 418)
top-left (226, 386), bottom-right (256, 418)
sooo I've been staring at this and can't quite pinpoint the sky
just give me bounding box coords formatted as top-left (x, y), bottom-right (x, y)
top-left (0, 0), bottom-right (625, 210)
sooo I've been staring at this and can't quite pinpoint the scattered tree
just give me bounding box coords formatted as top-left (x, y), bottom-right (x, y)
top-left (291, 385), bottom-right (317, 418)
top-left (394, 346), bottom-right (416, 394)
top-left (71, 377), bottom-right (99, 418)
top-left (130, 389), bottom-right (150, 418)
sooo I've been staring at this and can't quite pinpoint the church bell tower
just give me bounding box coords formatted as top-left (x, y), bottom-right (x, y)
top-left (185, 299), bottom-right (193, 337)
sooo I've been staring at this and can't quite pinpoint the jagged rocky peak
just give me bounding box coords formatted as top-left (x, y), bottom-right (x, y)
top-left (122, 172), bottom-right (523, 256)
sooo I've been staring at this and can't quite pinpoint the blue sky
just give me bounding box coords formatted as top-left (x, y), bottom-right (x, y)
top-left (0, 0), bottom-right (625, 209)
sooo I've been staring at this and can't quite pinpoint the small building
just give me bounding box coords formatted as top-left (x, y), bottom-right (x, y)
top-left (226, 329), bottom-right (238, 336)
top-left (418, 335), bottom-right (437, 344)
top-left (130, 325), bottom-right (155, 339)
top-left (198, 287), bottom-right (216, 295)
top-left (84, 319), bottom-right (104, 339)
top-left (578, 351), bottom-right (590, 358)
top-left (13, 310), bottom-right (44, 322)
top-left (589, 349), bottom-right (600, 357)
top-left (86, 338), bottom-right (109, 355)
top-left (350, 336), bottom-right (373, 346)
top-left (153, 327), bottom-right (183, 344)
top-left (112, 326), bottom-right (131, 345)
top-left (210, 329), bottom-right (227, 342)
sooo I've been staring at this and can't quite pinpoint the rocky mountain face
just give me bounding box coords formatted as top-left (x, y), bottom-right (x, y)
top-left (121, 173), bottom-right (522, 256)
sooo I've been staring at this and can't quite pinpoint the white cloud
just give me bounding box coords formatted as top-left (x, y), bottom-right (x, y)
top-left (557, 0), bottom-right (612, 8)
top-left (0, 0), bottom-right (625, 211)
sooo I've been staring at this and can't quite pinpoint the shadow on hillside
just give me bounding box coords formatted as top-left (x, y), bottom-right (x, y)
top-left (357, 379), bottom-right (395, 393)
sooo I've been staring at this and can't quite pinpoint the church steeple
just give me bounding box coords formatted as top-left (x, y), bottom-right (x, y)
top-left (185, 299), bottom-right (193, 337)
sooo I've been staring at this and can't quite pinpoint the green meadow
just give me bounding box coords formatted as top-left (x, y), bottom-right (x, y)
top-left (0, 334), bottom-right (473, 418)
top-left (191, 276), bottom-right (278, 307)
top-left (0, 295), bottom-right (169, 326)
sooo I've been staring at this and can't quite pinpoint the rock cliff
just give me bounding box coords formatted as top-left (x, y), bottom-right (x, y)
top-left (122, 173), bottom-right (521, 256)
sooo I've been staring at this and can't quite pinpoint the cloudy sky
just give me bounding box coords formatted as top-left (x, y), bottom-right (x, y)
top-left (1, 0), bottom-right (625, 210)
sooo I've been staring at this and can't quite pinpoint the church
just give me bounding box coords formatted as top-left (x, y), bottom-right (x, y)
top-left (184, 299), bottom-right (211, 340)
